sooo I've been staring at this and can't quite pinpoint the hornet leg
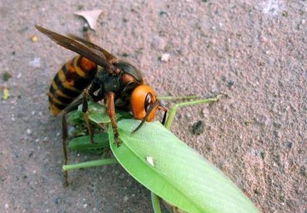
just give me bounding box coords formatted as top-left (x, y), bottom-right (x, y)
top-left (106, 92), bottom-right (120, 145)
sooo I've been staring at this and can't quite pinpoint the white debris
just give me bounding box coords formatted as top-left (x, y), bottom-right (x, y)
top-left (29, 57), bottom-right (41, 68)
top-left (74, 10), bottom-right (103, 31)
top-left (160, 53), bottom-right (170, 62)
top-left (123, 195), bottom-right (129, 202)
top-left (261, 0), bottom-right (284, 16)
top-left (146, 156), bottom-right (155, 167)
top-left (26, 128), bottom-right (32, 135)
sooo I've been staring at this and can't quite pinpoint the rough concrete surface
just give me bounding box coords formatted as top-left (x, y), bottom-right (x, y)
top-left (0, 0), bottom-right (306, 212)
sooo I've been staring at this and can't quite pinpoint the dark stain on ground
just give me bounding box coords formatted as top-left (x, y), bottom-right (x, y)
top-left (191, 120), bottom-right (205, 135)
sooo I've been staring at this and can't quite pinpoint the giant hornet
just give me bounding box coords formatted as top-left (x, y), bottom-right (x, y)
top-left (36, 25), bottom-right (167, 137)
top-left (35, 25), bottom-right (167, 183)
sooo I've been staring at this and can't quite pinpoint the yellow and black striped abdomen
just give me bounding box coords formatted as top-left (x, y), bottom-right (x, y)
top-left (48, 56), bottom-right (97, 115)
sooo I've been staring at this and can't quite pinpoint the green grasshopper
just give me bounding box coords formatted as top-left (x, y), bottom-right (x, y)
top-left (63, 95), bottom-right (258, 213)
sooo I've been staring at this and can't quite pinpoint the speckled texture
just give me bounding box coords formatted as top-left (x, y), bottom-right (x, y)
top-left (0, 0), bottom-right (306, 212)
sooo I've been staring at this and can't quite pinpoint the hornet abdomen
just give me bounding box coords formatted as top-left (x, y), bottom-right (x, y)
top-left (48, 56), bottom-right (97, 115)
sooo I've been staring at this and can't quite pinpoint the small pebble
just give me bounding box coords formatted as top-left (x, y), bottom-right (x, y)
top-left (281, 11), bottom-right (288, 17)
top-left (83, 203), bottom-right (88, 208)
top-left (185, 112), bottom-right (192, 119)
top-left (262, 0), bottom-right (283, 16)
top-left (202, 108), bottom-right (209, 117)
top-left (26, 129), bottom-right (32, 135)
top-left (5, 203), bottom-right (9, 209)
top-left (28, 151), bottom-right (34, 158)
top-left (31, 35), bottom-right (39, 42)
top-left (53, 197), bottom-right (60, 205)
top-left (299, 166), bottom-right (306, 177)
top-left (29, 57), bottom-right (41, 68)
top-left (286, 142), bottom-right (292, 149)
top-left (273, 122), bottom-right (281, 128)
top-left (123, 195), bottom-right (129, 202)
top-left (259, 35), bottom-right (268, 43)
top-left (273, 130), bottom-right (281, 138)
top-left (160, 53), bottom-right (170, 62)
top-left (159, 11), bottom-right (167, 16)
top-left (227, 80), bottom-right (234, 88)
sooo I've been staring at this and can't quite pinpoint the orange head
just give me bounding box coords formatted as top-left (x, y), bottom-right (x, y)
top-left (130, 85), bottom-right (160, 122)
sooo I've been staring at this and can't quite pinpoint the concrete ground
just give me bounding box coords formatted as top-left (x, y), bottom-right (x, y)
top-left (0, 0), bottom-right (306, 212)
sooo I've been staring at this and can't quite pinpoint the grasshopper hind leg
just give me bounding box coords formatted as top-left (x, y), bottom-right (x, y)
top-left (62, 114), bottom-right (69, 186)
top-left (82, 92), bottom-right (94, 144)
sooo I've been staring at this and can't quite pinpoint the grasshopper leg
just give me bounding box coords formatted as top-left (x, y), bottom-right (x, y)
top-left (62, 114), bottom-right (69, 186)
top-left (82, 92), bottom-right (94, 144)
top-left (164, 95), bottom-right (222, 129)
top-left (151, 95), bottom-right (222, 212)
